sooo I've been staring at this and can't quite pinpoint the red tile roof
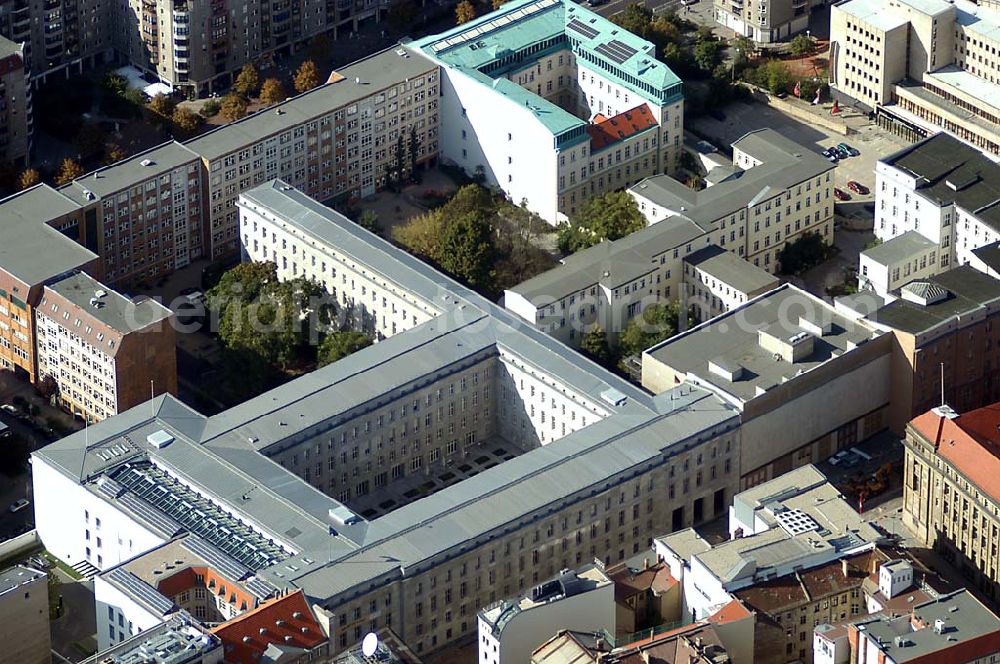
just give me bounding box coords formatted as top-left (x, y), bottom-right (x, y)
top-left (587, 104), bottom-right (657, 151)
top-left (211, 590), bottom-right (326, 664)
top-left (911, 403), bottom-right (1000, 502)
top-left (706, 598), bottom-right (753, 625)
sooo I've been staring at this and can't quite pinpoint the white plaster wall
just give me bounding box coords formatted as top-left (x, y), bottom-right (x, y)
top-left (94, 574), bottom-right (166, 651)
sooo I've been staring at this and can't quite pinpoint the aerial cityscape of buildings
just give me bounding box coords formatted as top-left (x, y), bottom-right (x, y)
top-left (4, 0), bottom-right (1000, 661)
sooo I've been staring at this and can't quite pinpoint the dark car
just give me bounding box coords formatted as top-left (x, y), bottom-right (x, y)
top-left (834, 188), bottom-right (851, 201)
top-left (848, 181), bottom-right (870, 195)
top-left (838, 142), bottom-right (860, 157)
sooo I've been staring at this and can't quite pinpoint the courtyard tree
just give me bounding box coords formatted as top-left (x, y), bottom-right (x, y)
top-left (318, 331), bottom-right (372, 366)
top-left (18, 168), bottom-right (39, 190)
top-left (557, 191), bottom-right (646, 253)
top-left (618, 302), bottom-right (688, 359)
top-left (55, 158), bottom-right (84, 185)
top-left (234, 63), bottom-right (260, 97)
top-left (220, 93), bottom-right (249, 122)
top-left (147, 93), bottom-right (176, 120)
top-left (172, 107), bottom-right (200, 135)
top-left (105, 143), bottom-right (126, 164)
top-left (789, 33), bottom-right (816, 57)
top-left (455, 0), bottom-right (476, 25)
top-left (260, 78), bottom-right (286, 105)
top-left (580, 326), bottom-right (612, 367)
top-left (294, 60), bottom-right (322, 93)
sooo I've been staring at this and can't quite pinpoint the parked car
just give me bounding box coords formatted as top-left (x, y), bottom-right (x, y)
top-left (0, 404), bottom-right (16, 415)
top-left (838, 142), bottom-right (860, 157)
top-left (8, 499), bottom-right (29, 513)
top-left (835, 146), bottom-right (851, 160)
top-left (848, 181), bottom-right (870, 195)
top-left (834, 188), bottom-right (851, 201)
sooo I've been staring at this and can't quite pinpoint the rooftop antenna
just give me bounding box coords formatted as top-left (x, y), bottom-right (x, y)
top-left (940, 362), bottom-right (945, 407)
top-left (150, 379), bottom-right (155, 417)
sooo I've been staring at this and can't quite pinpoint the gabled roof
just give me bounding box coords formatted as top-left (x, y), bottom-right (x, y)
top-left (210, 590), bottom-right (326, 664)
top-left (910, 402), bottom-right (1000, 503)
top-left (588, 105), bottom-right (657, 152)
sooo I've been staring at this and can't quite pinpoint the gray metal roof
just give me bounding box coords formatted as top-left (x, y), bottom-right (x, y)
top-left (0, 185), bottom-right (97, 286)
top-left (869, 265), bottom-right (1000, 335)
top-left (186, 46), bottom-right (435, 161)
top-left (684, 244), bottom-right (779, 294)
top-left (631, 129), bottom-right (834, 226)
top-left (972, 240), bottom-right (1000, 272)
top-left (59, 142), bottom-right (201, 205)
top-left (861, 231), bottom-right (937, 265)
top-left (0, 565), bottom-right (44, 596)
top-left (645, 284), bottom-right (882, 403)
top-left (855, 590), bottom-right (1000, 662)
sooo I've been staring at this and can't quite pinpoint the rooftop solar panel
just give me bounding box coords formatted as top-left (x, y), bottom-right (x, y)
top-left (566, 18), bottom-right (599, 40)
top-left (106, 568), bottom-right (174, 616)
top-left (182, 535), bottom-right (250, 582)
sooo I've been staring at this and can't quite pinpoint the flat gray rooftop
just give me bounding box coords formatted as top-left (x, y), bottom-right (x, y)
top-left (861, 230), bottom-right (936, 266)
top-left (684, 244), bottom-right (779, 294)
top-left (870, 265), bottom-right (1000, 335)
top-left (60, 142), bottom-right (201, 204)
top-left (0, 565), bottom-right (44, 596)
top-left (186, 46), bottom-right (435, 161)
top-left (43, 271), bottom-right (173, 339)
top-left (856, 589), bottom-right (1000, 663)
top-left (0, 185), bottom-right (97, 286)
top-left (645, 284), bottom-right (880, 403)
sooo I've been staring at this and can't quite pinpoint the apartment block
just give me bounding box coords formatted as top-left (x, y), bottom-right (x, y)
top-left (859, 134), bottom-right (1000, 299)
top-left (903, 401), bottom-right (1000, 602)
top-left (409, 0), bottom-right (684, 224)
top-left (0, 184), bottom-right (99, 381)
top-left (714, 0), bottom-right (827, 44)
top-left (35, 271), bottom-right (175, 423)
top-left (478, 564), bottom-right (615, 664)
top-left (186, 45), bottom-right (439, 260)
top-left (33, 179), bottom-right (743, 659)
top-left (0, 566), bottom-right (50, 664)
top-left (504, 129), bottom-right (833, 348)
top-left (831, 0), bottom-right (1000, 157)
top-left (654, 465), bottom-right (882, 621)
top-left (840, 265), bottom-right (1000, 432)
top-left (58, 141), bottom-right (205, 287)
top-left (642, 285), bottom-right (890, 488)
top-left (0, 36), bottom-right (30, 165)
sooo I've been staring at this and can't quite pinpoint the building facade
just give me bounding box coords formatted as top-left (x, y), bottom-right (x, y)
top-left (903, 402), bottom-right (1000, 602)
top-left (34, 271), bottom-right (176, 423)
top-left (714, 0), bottom-right (826, 44)
top-left (505, 129), bottom-right (833, 349)
top-left (0, 566), bottom-right (51, 664)
top-left (32, 179), bottom-right (745, 659)
top-left (0, 36), bottom-right (30, 165)
top-left (409, 0), bottom-right (684, 224)
top-left (831, 0), bottom-right (1000, 157)
top-left (682, 245), bottom-right (779, 323)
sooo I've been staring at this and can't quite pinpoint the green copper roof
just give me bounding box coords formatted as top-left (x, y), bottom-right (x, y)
top-left (409, 0), bottom-right (682, 139)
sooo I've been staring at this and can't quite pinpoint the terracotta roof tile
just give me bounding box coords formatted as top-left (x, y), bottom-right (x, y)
top-left (911, 403), bottom-right (1000, 503)
top-left (587, 104), bottom-right (657, 151)
top-left (210, 590), bottom-right (326, 664)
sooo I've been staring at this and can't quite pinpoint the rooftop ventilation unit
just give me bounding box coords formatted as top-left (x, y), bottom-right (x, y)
top-left (140, 159), bottom-right (154, 167)
top-left (147, 430), bottom-right (174, 449)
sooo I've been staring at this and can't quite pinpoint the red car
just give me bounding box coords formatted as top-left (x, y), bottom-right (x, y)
top-left (834, 188), bottom-right (851, 201)
top-left (848, 181), bottom-right (870, 195)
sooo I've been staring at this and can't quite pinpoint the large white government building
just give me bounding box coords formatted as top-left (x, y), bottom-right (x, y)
top-left (33, 180), bottom-right (746, 658)
top-left (408, 0), bottom-right (684, 223)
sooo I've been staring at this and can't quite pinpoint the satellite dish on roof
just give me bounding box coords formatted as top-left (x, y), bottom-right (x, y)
top-left (362, 632), bottom-right (379, 657)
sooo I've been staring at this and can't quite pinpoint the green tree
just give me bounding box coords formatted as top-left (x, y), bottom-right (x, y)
top-left (455, 0), bottom-right (477, 24)
top-left (220, 93), bottom-right (249, 122)
top-left (789, 33), bottom-right (816, 57)
top-left (760, 60), bottom-right (793, 94)
top-left (581, 326), bottom-right (611, 367)
top-left (619, 302), bottom-right (685, 358)
top-left (259, 78), bottom-right (286, 105)
top-left (294, 60), bottom-right (322, 93)
top-left (18, 168), bottom-right (39, 190)
top-left (733, 35), bottom-right (755, 64)
top-left (234, 64), bottom-right (260, 97)
top-left (55, 158), bottom-right (84, 185)
top-left (407, 126), bottom-right (421, 183)
top-left (694, 38), bottom-right (722, 72)
top-left (392, 209), bottom-right (446, 259)
top-left (358, 209), bottom-right (380, 233)
top-left (147, 93), bottom-right (176, 119)
top-left (200, 99), bottom-right (221, 118)
top-left (172, 106), bottom-right (200, 135)
top-left (612, 3), bottom-right (653, 38)
top-left (438, 211), bottom-right (496, 291)
top-left (777, 231), bottom-right (831, 275)
top-left (318, 331), bottom-right (372, 366)
top-left (557, 191), bottom-right (646, 253)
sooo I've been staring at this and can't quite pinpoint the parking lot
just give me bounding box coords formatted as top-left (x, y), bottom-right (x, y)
top-left (689, 100), bottom-right (912, 204)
